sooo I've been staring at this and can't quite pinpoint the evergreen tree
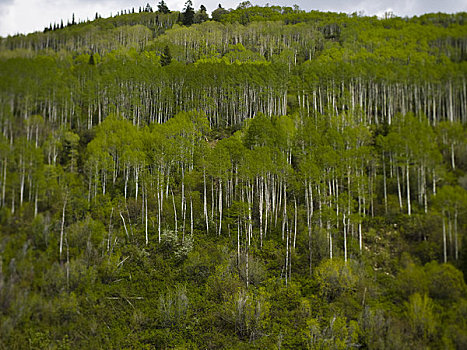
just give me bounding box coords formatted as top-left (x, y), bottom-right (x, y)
top-left (144, 3), bottom-right (153, 12)
top-left (161, 45), bottom-right (172, 66)
top-left (157, 0), bottom-right (170, 14)
top-left (182, 0), bottom-right (195, 26)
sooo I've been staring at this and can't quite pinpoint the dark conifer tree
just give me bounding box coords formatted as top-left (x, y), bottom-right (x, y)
top-left (157, 0), bottom-right (170, 14)
top-left (160, 45), bottom-right (172, 66)
top-left (144, 3), bottom-right (153, 12)
top-left (182, 0), bottom-right (195, 26)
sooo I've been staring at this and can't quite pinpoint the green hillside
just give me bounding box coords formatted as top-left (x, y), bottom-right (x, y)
top-left (0, 3), bottom-right (467, 349)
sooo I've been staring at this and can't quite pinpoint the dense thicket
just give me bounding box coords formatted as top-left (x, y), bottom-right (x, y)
top-left (1, 4), bottom-right (467, 349)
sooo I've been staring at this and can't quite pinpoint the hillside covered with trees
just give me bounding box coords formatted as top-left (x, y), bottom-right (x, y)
top-left (1, 2), bottom-right (467, 349)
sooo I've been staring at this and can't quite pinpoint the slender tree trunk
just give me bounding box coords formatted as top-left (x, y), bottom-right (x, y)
top-left (237, 219), bottom-right (241, 267)
top-left (102, 171), bottom-right (106, 195)
top-left (120, 212), bottom-right (129, 238)
top-left (34, 187), bottom-right (38, 218)
top-left (172, 190), bottom-right (178, 236)
top-left (397, 165), bottom-right (402, 210)
top-left (343, 213), bottom-right (347, 263)
top-left (359, 222), bottom-right (362, 252)
top-left (383, 155), bottom-right (388, 214)
top-left (181, 166), bottom-right (186, 238)
top-left (135, 167), bottom-right (139, 201)
top-left (211, 179), bottom-right (215, 231)
top-left (59, 196), bottom-right (67, 263)
top-left (451, 143), bottom-right (456, 170)
top-left (203, 170), bottom-right (208, 232)
top-left (19, 156), bottom-right (24, 207)
top-left (259, 176), bottom-right (263, 247)
top-left (124, 166), bottom-right (129, 199)
top-left (218, 179), bottom-right (222, 236)
top-left (158, 174), bottom-right (163, 243)
top-left (406, 160), bottom-right (411, 216)
top-left (318, 185), bottom-right (322, 228)
top-left (422, 166), bottom-right (428, 214)
top-left (2, 158), bottom-right (6, 207)
top-left (145, 187), bottom-right (148, 245)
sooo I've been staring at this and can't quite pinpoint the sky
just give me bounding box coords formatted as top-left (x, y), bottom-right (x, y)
top-left (0, 0), bottom-right (466, 37)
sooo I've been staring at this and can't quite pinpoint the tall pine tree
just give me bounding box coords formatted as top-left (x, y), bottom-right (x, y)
top-left (182, 0), bottom-right (195, 26)
top-left (161, 45), bottom-right (172, 66)
top-left (157, 0), bottom-right (170, 14)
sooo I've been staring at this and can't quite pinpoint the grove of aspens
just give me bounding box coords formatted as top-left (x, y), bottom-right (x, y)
top-left (0, 2), bottom-right (467, 349)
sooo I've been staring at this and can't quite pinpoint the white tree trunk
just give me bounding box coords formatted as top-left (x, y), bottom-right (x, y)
top-left (59, 197), bottom-right (67, 263)
top-left (406, 160), bottom-right (411, 216)
top-left (443, 213), bottom-right (447, 263)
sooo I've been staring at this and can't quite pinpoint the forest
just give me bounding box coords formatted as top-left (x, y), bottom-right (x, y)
top-left (0, 2), bottom-right (467, 349)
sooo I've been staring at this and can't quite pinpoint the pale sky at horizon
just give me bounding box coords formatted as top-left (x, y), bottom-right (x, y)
top-left (0, 0), bottom-right (466, 37)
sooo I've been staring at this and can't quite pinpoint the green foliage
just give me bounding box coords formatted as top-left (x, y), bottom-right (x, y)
top-left (1, 5), bottom-right (467, 349)
top-left (315, 258), bottom-right (357, 302)
top-left (425, 261), bottom-right (467, 302)
top-left (211, 5), bottom-right (229, 22)
top-left (160, 229), bottom-right (193, 261)
top-left (405, 293), bottom-right (436, 341)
